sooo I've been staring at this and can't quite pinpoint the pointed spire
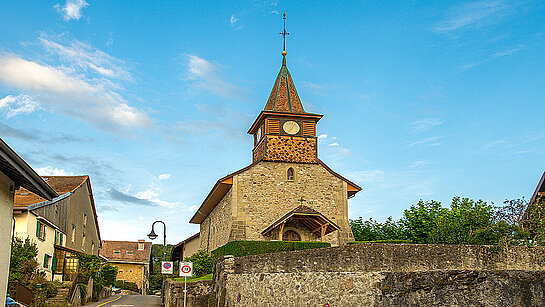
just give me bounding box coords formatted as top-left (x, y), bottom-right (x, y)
top-left (263, 12), bottom-right (306, 114)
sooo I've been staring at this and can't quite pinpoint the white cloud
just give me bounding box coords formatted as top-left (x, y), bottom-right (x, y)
top-left (185, 55), bottom-right (246, 100)
top-left (36, 166), bottom-right (74, 176)
top-left (317, 134), bottom-right (327, 140)
top-left (55, 0), bottom-right (89, 21)
top-left (0, 53), bottom-right (151, 130)
top-left (329, 142), bottom-right (339, 147)
top-left (158, 174), bottom-right (171, 180)
top-left (410, 119), bottom-right (444, 133)
top-left (435, 0), bottom-right (514, 33)
top-left (135, 188), bottom-right (181, 209)
top-left (39, 37), bottom-right (132, 80)
top-left (0, 94), bottom-right (40, 117)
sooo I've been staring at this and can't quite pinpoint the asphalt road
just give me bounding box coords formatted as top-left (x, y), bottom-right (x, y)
top-left (87, 295), bottom-right (161, 307)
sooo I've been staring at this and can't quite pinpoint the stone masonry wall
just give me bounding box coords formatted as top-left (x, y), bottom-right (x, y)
top-left (200, 189), bottom-right (233, 252)
top-left (165, 279), bottom-right (213, 307)
top-left (210, 243), bottom-right (545, 307)
top-left (112, 263), bottom-right (146, 293)
top-left (232, 161), bottom-right (354, 246)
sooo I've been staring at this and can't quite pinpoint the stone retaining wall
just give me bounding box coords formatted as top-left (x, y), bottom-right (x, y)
top-left (165, 279), bottom-right (213, 307)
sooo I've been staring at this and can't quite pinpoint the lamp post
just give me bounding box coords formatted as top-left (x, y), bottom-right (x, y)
top-left (148, 221), bottom-right (166, 307)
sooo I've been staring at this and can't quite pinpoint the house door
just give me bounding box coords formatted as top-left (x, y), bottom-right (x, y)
top-left (282, 230), bottom-right (301, 241)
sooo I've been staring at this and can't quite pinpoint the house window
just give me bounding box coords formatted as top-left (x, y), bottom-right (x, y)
top-left (54, 230), bottom-right (58, 244)
top-left (287, 168), bottom-right (295, 181)
top-left (55, 204), bottom-right (58, 213)
top-left (43, 254), bottom-right (51, 268)
top-left (82, 233), bottom-right (86, 251)
top-left (126, 250), bottom-right (133, 255)
top-left (83, 213), bottom-right (88, 227)
top-left (36, 221), bottom-right (46, 241)
top-left (138, 243), bottom-right (144, 250)
top-left (113, 250), bottom-right (121, 255)
top-left (71, 225), bottom-right (76, 243)
top-left (91, 242), bottom-right (95, 254)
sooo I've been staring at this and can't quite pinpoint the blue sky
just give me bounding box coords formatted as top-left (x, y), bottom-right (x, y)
top-left (1, 1), bottom-right (544, 244)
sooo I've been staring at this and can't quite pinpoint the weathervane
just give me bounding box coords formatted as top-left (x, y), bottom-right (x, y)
top-left (279, 11), bottom-right (289, 56)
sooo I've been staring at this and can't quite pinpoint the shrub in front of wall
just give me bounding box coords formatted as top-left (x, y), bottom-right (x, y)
top-left (211, 240), bottom-right (331, 259)
top-left (347, 239), bottom-right (409, 245)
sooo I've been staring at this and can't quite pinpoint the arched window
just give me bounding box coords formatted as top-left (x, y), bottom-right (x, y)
top-left (287, 168), bottom-right (294, 181)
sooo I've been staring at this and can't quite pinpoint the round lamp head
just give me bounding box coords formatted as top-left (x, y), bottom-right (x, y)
top-left (147, 229), bottom-right (158, 240)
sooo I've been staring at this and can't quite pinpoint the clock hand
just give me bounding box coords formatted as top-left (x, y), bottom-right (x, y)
top-left (289, 122), bottom-right (295, 132)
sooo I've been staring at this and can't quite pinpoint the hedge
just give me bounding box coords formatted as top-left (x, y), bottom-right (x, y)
top-left (211, 240), bottom-right (330, 258)
top-left (347, 239), bottom-right (409, 244)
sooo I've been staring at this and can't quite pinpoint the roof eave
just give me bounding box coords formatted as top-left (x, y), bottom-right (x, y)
top-left (530, 171), bottom-right (545, 204)
top-left (0, 138), bottom-right (58, 200)
top-left (247, 111), bottom-right (323, 134)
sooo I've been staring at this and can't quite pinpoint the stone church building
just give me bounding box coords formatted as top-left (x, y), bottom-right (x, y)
top-left (186, 52), bottom-right (361, 253)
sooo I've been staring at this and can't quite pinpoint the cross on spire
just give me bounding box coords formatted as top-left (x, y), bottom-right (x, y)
top-left (279, 11), bottom-right (290, 56)
top-left (297, 196), bottom-right (306, 205)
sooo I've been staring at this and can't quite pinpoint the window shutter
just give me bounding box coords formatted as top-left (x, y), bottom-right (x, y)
top-left (43, 225), bottom-right (46, 240)
top-left (60, 233), bottom-right (64, 246)
top-left (43, 254), bottom-right (47, 268)
top-left (36, 221), bottom-right (40, 237)
top-left (52, 256), bottom-right (57, 271)
top-left (54, 231), bottom-right (58, 244)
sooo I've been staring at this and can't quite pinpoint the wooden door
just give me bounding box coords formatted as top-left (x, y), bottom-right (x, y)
top-left (282, 230), bottom-right (301, 241)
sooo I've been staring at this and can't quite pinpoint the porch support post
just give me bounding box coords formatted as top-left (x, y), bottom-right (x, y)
top-left (278, 221), bottom-right (286, 241)
top-left (320, 224), bottom-right (328, 242)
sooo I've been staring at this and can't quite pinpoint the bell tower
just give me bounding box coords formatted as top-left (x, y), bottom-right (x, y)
top-left (248, 12), bottom-right (323, 164)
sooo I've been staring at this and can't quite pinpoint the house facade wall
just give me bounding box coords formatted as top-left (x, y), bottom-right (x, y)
top-left (200, 189), bottom-right (233, 252)
top-left (111, 262), bottom-right (149, 294)
top-left (184, 236), bottom-right (201, 259)
top-left (13, 211), bottom-right (59, 280)
top-left (0, 172), bottom-right (14, 305)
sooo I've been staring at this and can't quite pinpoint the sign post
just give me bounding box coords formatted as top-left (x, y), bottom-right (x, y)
top-left (179, 262), bottom-right (193, 307)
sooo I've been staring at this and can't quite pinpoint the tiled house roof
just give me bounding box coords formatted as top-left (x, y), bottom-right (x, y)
top-left (14, 175), bottom-right (88, 207)
top-left (100, 240), bottom-right (152, 263)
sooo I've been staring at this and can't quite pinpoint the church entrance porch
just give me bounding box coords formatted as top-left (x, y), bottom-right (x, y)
top-left (262, 205), bottom-right (340, 242)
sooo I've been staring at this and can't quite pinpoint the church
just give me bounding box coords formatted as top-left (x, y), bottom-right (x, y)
top-left (179, 32), bottom-right (361, 256)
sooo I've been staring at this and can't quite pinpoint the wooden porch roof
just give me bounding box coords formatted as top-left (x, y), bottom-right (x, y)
top-left (261, 205), bottom-right (340, 237)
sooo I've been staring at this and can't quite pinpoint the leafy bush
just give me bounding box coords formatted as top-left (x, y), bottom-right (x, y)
top-left (211, 240), bottom-right (330, 259)
top-left (347, 240), bottom-right (409, 244)
top-left (184, 250), bottom-right (214, 278)
top-left (78, 283), bottom-right (87, 304)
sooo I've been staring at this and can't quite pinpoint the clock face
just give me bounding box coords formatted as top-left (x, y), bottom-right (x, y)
top-left (283, 121), bottom-right (300, 135)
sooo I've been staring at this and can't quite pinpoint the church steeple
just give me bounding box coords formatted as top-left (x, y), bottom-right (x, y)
top-left (248, 13), bottom-right (323, 164)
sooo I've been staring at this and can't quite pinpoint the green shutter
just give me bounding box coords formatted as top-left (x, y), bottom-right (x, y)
top-left (43, 254), bottom-right (47, 268)
top-left (60, 233), bottom-right (64, 246)
top-left (54, 231), bottom-right (58, 244)
top-left (36, 221), bottom-right (41, 237)
top-left (52, 256), bottom-right (57, 271)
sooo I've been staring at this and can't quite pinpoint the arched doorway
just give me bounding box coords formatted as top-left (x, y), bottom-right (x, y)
top-left (282, 230), bottom-right (301, 241)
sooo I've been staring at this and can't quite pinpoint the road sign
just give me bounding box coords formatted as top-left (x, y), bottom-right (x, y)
top-left (179, 262), bottom-right (193, 277)
top-left (161, 261), bottom-right (173, 274)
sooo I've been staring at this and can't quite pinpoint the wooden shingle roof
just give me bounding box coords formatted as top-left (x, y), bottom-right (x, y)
top-left (14, 176), bottom-right (88, 207)
top-left (100, 240), bottom-right (152, 263)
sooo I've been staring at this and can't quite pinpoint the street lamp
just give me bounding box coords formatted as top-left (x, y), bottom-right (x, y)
top-left (148, 221), bottom-right (166, 307)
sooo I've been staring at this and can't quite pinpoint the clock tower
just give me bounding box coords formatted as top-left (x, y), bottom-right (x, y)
top-left (248, 53), bottom-right (323, 164)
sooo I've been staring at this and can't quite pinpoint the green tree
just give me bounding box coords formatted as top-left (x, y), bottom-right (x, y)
top-left (402, 200), bottom-right (446, 243)
top-left (100, 264), bottom-right (118, 286)
top-left (429, 197), bottom-right (495, 245)
top-left (350, 217), bottom-right (405, 241)
top-left (9, 237), bottom-right (42, 286)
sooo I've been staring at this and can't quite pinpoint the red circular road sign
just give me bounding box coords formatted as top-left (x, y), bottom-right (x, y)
top-left (181, 265), bottom-right (192, 273)
top-left (323, 304), bottom-right (330, 307)
top-left (163, 262), bottom-right (171, 269)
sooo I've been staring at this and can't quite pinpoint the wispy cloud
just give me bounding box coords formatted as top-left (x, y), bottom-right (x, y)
top-left (0, 94), bottom-right (41, 118)
top-left (435, 1), bottom-right (515, 33)
top-left (0, 123), bottom-right (90, 143)
top-left (408, 136), bottom-right (441, 148)
top-left (158, 174), bottom-right (171, 180)
top-left (107, 188), bottom-right (157, 206)
top-left (55, 0), bottom-right (89, 21)
top-left (229, 15), bottom-right (243, 30)
top-left (0, 38), bottom-right (151, 130)
top-left (462, 45), bottom-right (525, 70)
top-left (184, 55), bottom-right (247, 100)
top-left (410, 119), bottom-right (444, 133)
top-left (39, 36), bottom-right (132, 80)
